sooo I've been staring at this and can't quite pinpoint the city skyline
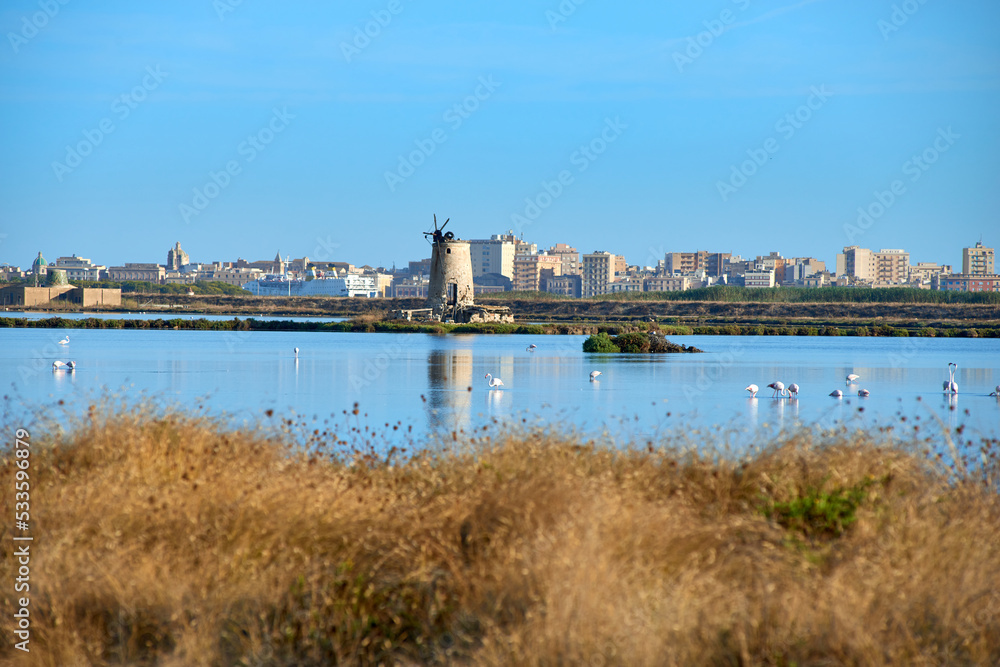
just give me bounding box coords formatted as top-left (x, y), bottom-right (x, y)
top-left (2, 1), bottom-right (998, 272)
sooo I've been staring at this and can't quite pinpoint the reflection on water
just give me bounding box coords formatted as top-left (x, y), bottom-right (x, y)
top-left (426, 348), bottom-right (474, 433)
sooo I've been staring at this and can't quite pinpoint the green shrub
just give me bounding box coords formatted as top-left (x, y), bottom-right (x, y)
top-left (582, 332), bottom-right (620, 353)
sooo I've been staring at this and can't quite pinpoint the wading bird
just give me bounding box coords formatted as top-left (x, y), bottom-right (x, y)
top-left (485, 373), bottom-right (504, 389)
top-left (943, 362), bottom-right (958, 394)
top-left (785, 383), bottom-right (799, 398)
top-left (846, 373), bottom-right (859, 383)
top-left (745, 384), bottom-right (759, 398)
top-left (58, 335), bottom-right (70, 345)
top-left (52, 360), bottom-right (75, 370)
top-left (857, 388), bottom-right (870, 397)
top-left (294, 347), bottom-right (299, 357)
top-left (767, 381), bottom-right (785, 398)
top-left (526, 344), bottom-right (537, 352)
top-left (590, 370), bottom-right (602, 381)
top-left (829, 389), bottom-right (843, 398)
top-left (990, 385), bottom-right (1000, 397)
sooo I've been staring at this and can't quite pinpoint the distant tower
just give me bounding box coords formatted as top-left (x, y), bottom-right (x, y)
top-left (166, 242), bottom-right (190, 270)
top-left (425, 216), bottom-right (474, 318)
top-left (272, 251), bottom-right (285, 276)
top-left (31, 251), bottom-right (48, 286)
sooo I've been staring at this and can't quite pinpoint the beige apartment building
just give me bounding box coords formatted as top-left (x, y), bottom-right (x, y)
top-left (963, 241), bottom-right (994, 276)
top-left (513, 253), bottom-right (562, 291)
top-left (837, 246), bottom-right (910, 286)
top-left (546, 243), bottom-right (580, 276)
top-left (644, 276), bottom-right (692, 292)
top-left (469, 233), bottom-right (517, 280)
top-left (582, 251), bottom-right (616, 297)
top-left (206, 267), bottom-right (264, 286)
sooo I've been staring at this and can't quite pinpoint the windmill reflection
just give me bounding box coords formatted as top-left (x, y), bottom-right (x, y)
top-left (426, 348), bottom-right (474, 433)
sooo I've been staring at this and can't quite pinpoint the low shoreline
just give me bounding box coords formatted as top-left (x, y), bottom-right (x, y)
top-left (1, 315), bottom-right (997, 337)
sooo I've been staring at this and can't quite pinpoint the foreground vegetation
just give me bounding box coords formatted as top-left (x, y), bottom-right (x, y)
top-left (2, 406), bottom-right (998, 665)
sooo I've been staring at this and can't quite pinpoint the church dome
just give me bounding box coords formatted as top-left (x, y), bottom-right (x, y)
top-left (32, 251), bottom-right (47, 268)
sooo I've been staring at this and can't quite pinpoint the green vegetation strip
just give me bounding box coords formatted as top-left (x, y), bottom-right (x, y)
top-left (1, 316), bottom-right (997, 337)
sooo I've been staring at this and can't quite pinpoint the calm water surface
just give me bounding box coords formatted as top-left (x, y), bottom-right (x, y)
top-left (2, 328), bottom-right (998, 448)
top-left (6, 311), bottom-right (347, 323)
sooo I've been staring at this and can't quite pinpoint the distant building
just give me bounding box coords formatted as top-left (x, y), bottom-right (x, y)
top-left (0, 285), bottom-right (120, 307)
top-left (513, 253), bottom-right (561, 291)
top-left (53, 254), bottom-right (105, 281)
top-left (837, 246), bottom-right (909, 286)
top-left (469, 232), bottom-right (517, 280)
top-left (30, 252), bottom-right (48, 282)
top-left (546, 243), bottom-right (581, 276)
top-left (644, 276), bottom-right (691, 292)
top-left (407, 258), bottom-right (432, 276)
top-left (166, 242), bottom-right (190, 271)
top-left (940, 274), bottom-right (1000, 292)
top-left (908, 262), bottom-right (952, 287)
top-left (544, 274), bottom-right (581, 298)
top-left (744, 268), bottom-right (776, 288)
top-left (663, 251), bottom-right (732, 277)
top-left (962, 241), bottom-right (994, 276)
top-left (582, 251), bottom-right (615, 297)
top-left (107, 263), bottom-right (166, 283)
top-left (207, 267), bottom-right (264, 286)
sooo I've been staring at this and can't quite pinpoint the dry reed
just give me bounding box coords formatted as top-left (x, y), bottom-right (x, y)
top-left (2, 403), bottom-right (998, 666)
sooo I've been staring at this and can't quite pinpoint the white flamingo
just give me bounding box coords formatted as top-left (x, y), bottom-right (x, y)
top-left (485, 373), bottom-right (504, 389)
top-left (745, 384), bottom-right (759, 398)
top-left (590, 370), bottom-right (602, 381)
top-left (785, 383), bottom-right (799, 398)
top-left (294, 347), bottom-right (299, 357)
top-left (526, 344), bottom-right (537, 352)
top-left (845, 373), bottom-right (859, 384)
top-left (943, 362), bottom-right (958, 394)
top-left (58, 335), bottom-right (70, 345)
top-left (767, 381), bottom-right (785, 398)
top-left (52, 360), bottom-right (75, 370)
top-left (857, 388), bottom-right (870, 397)
top-left (829, 389), bottom-right (843, 398)
top-left (990, 385), bottom-right (1000, 397)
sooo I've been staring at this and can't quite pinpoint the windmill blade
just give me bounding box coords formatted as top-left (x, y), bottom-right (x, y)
top-left (439, 217), bottom-right (450, 232)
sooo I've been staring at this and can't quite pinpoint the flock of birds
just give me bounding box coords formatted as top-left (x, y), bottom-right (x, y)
top-left (743, 362), bottom-right (984, 399)
top-left (49, 339), bottom-right (1000, 399)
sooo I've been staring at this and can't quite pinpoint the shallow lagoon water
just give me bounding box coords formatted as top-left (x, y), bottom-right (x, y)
top-left (2, 328), bottom-right (997, 448)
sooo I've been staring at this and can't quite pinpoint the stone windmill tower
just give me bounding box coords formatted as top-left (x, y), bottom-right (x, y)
top-left (425, 215), bottom-right (475, 320)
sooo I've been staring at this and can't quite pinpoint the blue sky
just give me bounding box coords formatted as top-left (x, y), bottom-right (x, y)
top-left (1, 0), bottom-right (997, 272)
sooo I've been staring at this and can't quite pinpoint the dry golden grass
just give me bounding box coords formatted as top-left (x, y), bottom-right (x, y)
top-left (2, 405), bottom-right (999, 666)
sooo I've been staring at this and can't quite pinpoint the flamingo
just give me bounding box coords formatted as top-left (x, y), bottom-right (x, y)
top-left (767, 381), bottom-right (785, 398)
top-left (526, 344), bottom-right (537, 352)
top-left (857, 388), bottom-right (870, 397)
top-left (485, 373), bottom-right (504, 389)
top-left (294, 347), bottom-right (299, 357)
top-left (990, 385), bottom-right (1000, 397)
top-left (942, 362), bottom-right (958, 394)
top-left (845, 373), bottom-right (859, 383)
top-left (590, 370), bottom-right (602, 381)
top-left (52, 360), bottom-right (75, 371)
top-left (745, 384), bottom-right (759, 398)
top-left (829, 389), bottom-right (843, 398)
top-left (785, 383), bottom-right (799, 398)
top-left (58, 335), bottom-right (70, 345)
